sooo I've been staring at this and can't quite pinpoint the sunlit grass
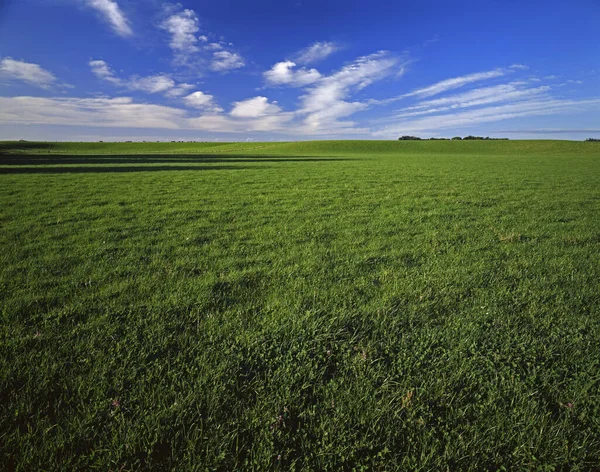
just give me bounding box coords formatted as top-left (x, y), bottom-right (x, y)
top-left (1, 140), bottom-right (599, 469)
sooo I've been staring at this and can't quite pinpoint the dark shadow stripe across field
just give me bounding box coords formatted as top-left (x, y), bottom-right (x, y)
top-left (0, 154), bottom-right (352, 166)
top-left (0, 154), bottom-right (352, 174)
top-left (0, 142), bottom-right (56, 152)
top-left (0, 165), bottom-right (261, 174)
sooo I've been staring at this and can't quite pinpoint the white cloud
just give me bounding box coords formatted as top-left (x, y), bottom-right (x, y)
top-left (0, 93), bottom-right (293, 135)
top-left (510, 64), bottom-right (529, 70)
top-left (296, 41), bottom-right (340, 64)
top-left (128, 75), bottom-right (176, 93)
top-left (83, 0), bottom-right (132, 37)
top-left (89, 59), bottom-right (195, 98)
top-left (188, 113), bottom-right (293, 133)
top-left (160, 8), bottom-right (200, 54)
top-left (158, 5), bottom-right (242, 70)
top-left (264, 61), bottom-right (321, 87)
top-left (0, 94), bottom-right (293, 135)
top-left (0, 58), bottom-right (58, 88)
top-left (230, 96), bottom-right (281, 118)
top-left (261, 51), bottom-right (403, 134)
top-left (0, 96), bottom-right (184, 129)
top-left (183, 91), bottom-right (212, 107)
top-left (385, 83), bottom-right (552, 120)
top-left (210, 51), bottom-right (245, 72)
top-left (164, 83), bottom-right (195, 97)
top-left (297, 51), bottom-right (400, 134)
top-left (89, 59), bottom-right (121, 84)
top-left (369, 67), bottom-right (518, 107)
top-left (373, 97), bottom-right (600, 137)
top-left (205, 42), bottom-right (223, 51)
top-left (404, 68), bottom-right (508, 98)
top-left (183, 91), bottom-right (223, 112)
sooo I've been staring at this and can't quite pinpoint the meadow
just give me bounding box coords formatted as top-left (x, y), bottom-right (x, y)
top-left (1, 140), bottom-right (599, 470)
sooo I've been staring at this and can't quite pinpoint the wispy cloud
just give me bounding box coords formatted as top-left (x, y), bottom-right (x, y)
top-left (406, 68), bottom-right (510, 100)
top-left (164, 83), bottom-right (195, 97)
top-left (89, 59), bottom-right (197, 98)
top-left (369, 65), bottom-right (600, 137)
top-left (297, 51), bottom-right (401, 134)
top-left (210, 51), bottom-right (245, 72)
top-left (0, 58), bottom-right (59, 89)
top-left (500, 128), bottom-right (600, 134)
top-left (82, 0), bottom-right (132, 37)
top-left (381, 83), bottom-right (552, 121)
top-left (89, 59), bottom-right (122, 84)
top-left (369, 66), bottom-right (525, 107)
top-left (373, 97), bottom-right (600, 137)
top-left (296, 41), bottom-right (341, 64)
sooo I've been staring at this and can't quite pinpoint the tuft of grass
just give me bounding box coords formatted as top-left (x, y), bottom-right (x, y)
top-left (1, 140), bottom-right (600, 470)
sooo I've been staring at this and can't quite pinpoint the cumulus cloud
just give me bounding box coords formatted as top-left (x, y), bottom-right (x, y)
top-left (230, 96), bottom-right (281, 118)
top-left (0, 58), bottom-right (58, 88)
top-left (83, 0), bottom-right (132, 37)
top-left (158, 5), bottom-right (244, 71)
top-left (296, 41), bottom-right (341, 64)
top-left (160, 8), bottom-right (200, 54)
top-left (264, 61), bottom-right (321, 87)
top-left (210, 51), bottom-right (245, 72)
top-left (183, 91), bottom-right (222, 112)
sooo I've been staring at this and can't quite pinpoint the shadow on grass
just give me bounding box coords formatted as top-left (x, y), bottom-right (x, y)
top-left (0, 155), bottom-right (351, 165)
top-left (0, 153), bottom-right (352, 174)
top-left (0, 165), bottom-right (259, 174)
top-left (0, 142), bottom-right (56, 152)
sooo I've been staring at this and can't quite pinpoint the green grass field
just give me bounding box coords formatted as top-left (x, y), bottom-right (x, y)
top-left (1, 140), bottom-right (600, 470)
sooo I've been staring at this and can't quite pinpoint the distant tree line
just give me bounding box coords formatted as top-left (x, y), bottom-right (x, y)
top-left (399, 136), bottom-right (509, 141)
top-left (585, 138), bottom-right (600, 142)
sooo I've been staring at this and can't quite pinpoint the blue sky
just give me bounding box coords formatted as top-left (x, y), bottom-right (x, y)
top-left (0, 0), bottom-right (598, 141)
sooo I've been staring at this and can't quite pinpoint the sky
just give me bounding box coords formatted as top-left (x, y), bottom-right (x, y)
top-left (0, 0), bottom-right (599, 141)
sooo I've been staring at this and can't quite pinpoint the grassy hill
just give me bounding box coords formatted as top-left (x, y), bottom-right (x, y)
top-left (2, 139), bottom-right (598, 157)
top-left (1, 140), bottom-right (599, 469)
